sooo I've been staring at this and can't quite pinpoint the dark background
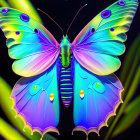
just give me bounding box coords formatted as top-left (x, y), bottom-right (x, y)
top-left (0, 0), bottom-right (140, 140)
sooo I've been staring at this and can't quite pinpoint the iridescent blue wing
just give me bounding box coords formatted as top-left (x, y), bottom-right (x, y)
top-left (72, 57), bottom-right (123, 135)
top-left (0, 7), bottom-right (60, 77)
top-left (72, 0), bottom-right (138, 75)
top-left (11, 59), bottom-right (60, 136)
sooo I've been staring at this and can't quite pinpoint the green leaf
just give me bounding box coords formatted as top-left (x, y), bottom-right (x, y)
top-left (121, 35), bottom-right (140, 99)
top-left (0, 77), bottom-right (40, 139)
top-left (42, 133), bottom-right (57, 140)
top-left (105, 66), bottom-right (140, 140)
top-left (125, 96), bottom-right (140, 114)
top-left (7, 0), bottom-right (43, 24)
top-left (112, 96), bottom-right (140, 137)
top-left (105, 35), bottom-right (140, 139)
top-left (0, 118), bottom-right (26, 140)
top-left (120, 34), bottom-right (140, 85)
top-left (0, 77), bottom-right (55, 140)
top-left (0, 0), bottom-right (10, 7)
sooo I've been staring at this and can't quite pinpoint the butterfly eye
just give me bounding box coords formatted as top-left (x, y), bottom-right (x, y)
top-left (20, 14), bottom-right (30, 22)
top-left (117, 1), bottom-right (125, 6)
top-left (93, 82), bottom-right (105, 93)
top-left (1, 8), bottom-right (10, 13)
top-left (110, 28), bottom-right (114, 31)
top-left (15, 31), bottom-right (20, 35)
top-left (101, 10), bottom-right (111, 19)
top-left (91, 28), bottom-right (95, 33)
top-left (34, 28), bottom-right (39, 33)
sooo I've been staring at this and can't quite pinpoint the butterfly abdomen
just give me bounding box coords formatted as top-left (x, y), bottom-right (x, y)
top-left (59, 66), bottom-right (73, 108)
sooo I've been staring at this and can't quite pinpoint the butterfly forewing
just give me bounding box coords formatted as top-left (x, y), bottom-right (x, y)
top-left (72, 0), bottom-right (138, 75)
top-left (0, 7), bottom-right (60, 77)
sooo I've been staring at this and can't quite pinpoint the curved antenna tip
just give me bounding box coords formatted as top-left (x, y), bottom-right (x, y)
top-left (38, 8), bottom-right (64, 34)
top-left (66, 4), bottom-right (87, 34)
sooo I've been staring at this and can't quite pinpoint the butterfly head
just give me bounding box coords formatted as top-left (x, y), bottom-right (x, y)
top-left (61, 35), bottom-right (70, 43)
top-left (60, 35), bottom-right (71, 49)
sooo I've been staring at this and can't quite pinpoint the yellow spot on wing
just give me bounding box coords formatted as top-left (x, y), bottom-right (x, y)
top-left (79, 90), bottom-right (84, 99)
top-left (34, 85), bottom-right (37, 89)
top-left (49, 93), bottom-right (54, 102)
top-left (96, 82), bottom-right (100, 86)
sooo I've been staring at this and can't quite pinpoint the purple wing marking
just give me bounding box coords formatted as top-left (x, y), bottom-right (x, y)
top-left (11, 59), bottom-right (60, 135)
top-left (72, 58), bottom-right (123, 135)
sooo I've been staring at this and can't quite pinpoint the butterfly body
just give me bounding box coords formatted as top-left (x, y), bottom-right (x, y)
top-left (60, 35), bottom-right (71, 67)
top-left (59, 60), bottom-right (73, 107)
top-left (0, 0), bottom-right (138, 137)
top-left (59, 35), bottom-right (74, 107)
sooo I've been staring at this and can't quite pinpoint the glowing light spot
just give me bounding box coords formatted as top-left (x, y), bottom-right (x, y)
top-left (20, 14), bottom-right (30, 22)
top-left (30, 84), bottom-right (40, 95)
top-left (101, 10), bottom-right (111, 19)
top-left (93, 82), bottom-right (105, 93)
top-left (117, 1), bottom-right (125, 6)
top-left (96, 82), bottom-right (100, 86)
top-left (49, 93), bottom-right (54, 102)
top-left (15, 31), bottom-right (20, 35)
top-left (34, 85), bottom-right (37, 89)
top-left (1, 9), bottom-right (10, 13)
top-left (79, 90), bottom-right (84, 99)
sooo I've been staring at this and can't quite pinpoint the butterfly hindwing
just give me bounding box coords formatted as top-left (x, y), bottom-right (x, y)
top-left (11, 59), bottom-right (60, 134)
top-left (72, 58), bottom-right (123, 135)
top-left (72, 0), bottom-right (138, 75)
top-left (0, 8), bottom-right (60, 77)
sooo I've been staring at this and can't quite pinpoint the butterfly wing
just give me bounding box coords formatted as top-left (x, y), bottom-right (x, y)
top-left (72, 0), bottom-right (138, 75)
top-left (11, 58), bottom-right (60, 135)
top-left (72, 58), bottom-right (123, 135)
top-left (0, 7), bottom-right (60, 77)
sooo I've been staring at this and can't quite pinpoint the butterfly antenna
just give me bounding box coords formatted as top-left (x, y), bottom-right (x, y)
top-left (66, 4), bottom-right (87, 34)
top-left (37, 8), bottom-right (64, 34)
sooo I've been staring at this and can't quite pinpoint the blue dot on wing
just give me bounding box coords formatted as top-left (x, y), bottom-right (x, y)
top-left (117, 1), bottom-right (125, 6)
top-left (20, 14), bottom-right (30, 22)
top-left (91, 28), bottom-right (95, 33)
top-left (110, 28), bottom-right (114, 31)
top-left (34, 28), bottom-right (39, 33)
top-left (15, 31), bottom-right (20, 35)
top-left (101, 10), bottom-right (111, 19)
top-left (1, 8), bottom-right (10, 13)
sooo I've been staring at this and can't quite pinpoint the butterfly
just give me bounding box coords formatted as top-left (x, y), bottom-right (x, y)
top-left (0, 0), bottom-right (138, 138)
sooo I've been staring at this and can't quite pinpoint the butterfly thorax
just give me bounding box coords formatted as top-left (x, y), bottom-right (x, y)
top-left (60, 35), bottom-right (71, 68)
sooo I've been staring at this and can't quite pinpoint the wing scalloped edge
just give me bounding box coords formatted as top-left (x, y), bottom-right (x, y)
top-left (72, 89), bottom-right (123, 136)
top-left (10, 97), bottom-right (60, 139)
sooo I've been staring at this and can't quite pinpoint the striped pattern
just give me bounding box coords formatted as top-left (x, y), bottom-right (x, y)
top-left (60, 66), bottom-right (73, 108)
